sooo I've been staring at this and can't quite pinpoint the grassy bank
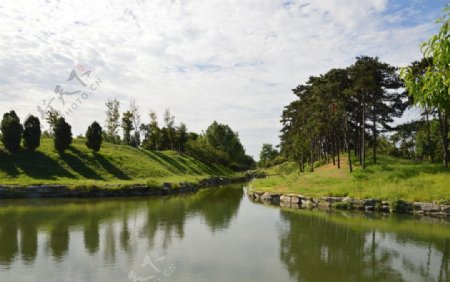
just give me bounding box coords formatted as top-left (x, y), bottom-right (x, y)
top-left (0, 138), bottom-right (234, 187)
top-left (250, 155), bottom-right (450, 203)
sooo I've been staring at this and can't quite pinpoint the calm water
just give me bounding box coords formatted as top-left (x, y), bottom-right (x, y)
top-left (0, 185), bottom-right (448, 282)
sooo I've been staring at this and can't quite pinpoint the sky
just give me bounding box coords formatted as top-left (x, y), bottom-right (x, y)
top-left (0, 0), bottom-right (448, 158)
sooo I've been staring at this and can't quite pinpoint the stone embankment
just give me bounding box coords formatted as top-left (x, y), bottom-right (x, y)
top-left (247, 191), bottom-right (450, 217)
top-left (0, 176), bottom-right (248, 199)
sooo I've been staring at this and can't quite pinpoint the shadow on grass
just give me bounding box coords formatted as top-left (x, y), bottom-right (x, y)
top-left (0, 149), bottom-right (74, 180)
top-left (140, 150), bottom-right (187, 174)
top-left (61, 147), bottom-right (104, 180)
top-left (94, 154), bottom-right (131, 180)
top-left (0, 150), bottom-right (20, 177)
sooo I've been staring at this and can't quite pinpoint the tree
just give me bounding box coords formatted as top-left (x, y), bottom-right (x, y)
top-left (86, 121), bottom-right (103, 153)
top-left (163, 109), bottom-right (175, 150)
top-left (175, 123), bottom-right (188, 152)
top-left (23, 115), bottom-right (41, 151)
top-left (401, 8), bottom-right (450, 166)
top-left (130, 99), bottom-right (141, 147)
top-left (0, 110), bottom-right (23, 153)
top-left (54, 117), bottom-right (72, 153)
top-left (105, 99), bottom-right (120, 143)
top-left (121, 111), bottom-right (134, 145)
top-left (259, 144), bottom-right (278, 168)
top-left (348, 56), bottom-right (405, 167)
top-left (46, 109), bottom-right (60, 136)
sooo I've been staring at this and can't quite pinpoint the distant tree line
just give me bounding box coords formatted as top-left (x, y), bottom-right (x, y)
top-left (103, 99), bottom-right (255, 170)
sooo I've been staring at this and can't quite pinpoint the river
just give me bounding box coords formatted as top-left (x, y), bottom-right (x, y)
top-left (0, 184), bottom-right (448, 282)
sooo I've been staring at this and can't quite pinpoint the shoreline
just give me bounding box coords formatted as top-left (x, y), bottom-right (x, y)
top-left (247, 190), bottom-right (450, 217)
top-left (0, 176), bottom-right (248, 199)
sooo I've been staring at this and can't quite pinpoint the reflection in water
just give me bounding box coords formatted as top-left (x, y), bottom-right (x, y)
top-left (0, 185), bottom-right (448, 282)
top-left (0, 185), bottom-right (244, 267)
top-left (278, 209), bottom-right (449, 282)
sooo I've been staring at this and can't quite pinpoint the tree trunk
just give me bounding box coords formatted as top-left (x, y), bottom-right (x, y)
top-left (362, 95), bottom-right (366, 170)
top-left (345, 118), bottom-right (353, 173)
top-left (437, 110), bottom-right (449, 167)
top-left (310, 139), bottom-right (314, 172)
top-left (332, 134), bottom-right (336, 166)
top-left (425, 107), bottom-right (434, 162)
top-left (372, 116), bottom-right (377, 164)
top-left (337, 131), bottom-right (341, 169)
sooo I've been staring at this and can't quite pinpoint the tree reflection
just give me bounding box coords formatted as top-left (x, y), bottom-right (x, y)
top-left (277, 209), bottom-right (449, 282)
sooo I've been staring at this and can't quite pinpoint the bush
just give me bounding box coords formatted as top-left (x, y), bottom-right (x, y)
top-left (54, 117), bottom-right (72, 153)
top-left (0, 110), bottom-right (23, 153)
top-left (86, 121), bottom-right (103, 153)
top-left (23, 115), bottom-right (41, 151)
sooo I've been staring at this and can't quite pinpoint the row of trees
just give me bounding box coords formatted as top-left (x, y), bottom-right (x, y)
top-left (1, 104), bottom-right (254, 170)
top-left (0, 110), bottom-right (104, 154)
top-left (103, 99), bottom-right (255, 170)
top-left (279, 56), bottom-right (406, 172)
top-left (277, 9), bottom-right (449, 170)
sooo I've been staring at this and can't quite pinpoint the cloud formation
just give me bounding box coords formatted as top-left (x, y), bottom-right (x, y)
top-left (0, 0), bottom-right (447, 157)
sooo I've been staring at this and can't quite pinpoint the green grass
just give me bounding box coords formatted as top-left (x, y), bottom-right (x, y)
top-left (0, 138), bottom-right (234, 187)
top-left (250, 154), bottom-right (450, 203)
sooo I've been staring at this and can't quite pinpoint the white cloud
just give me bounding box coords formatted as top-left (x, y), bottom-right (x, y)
top-left (0, 0), bottom-right (446, 158)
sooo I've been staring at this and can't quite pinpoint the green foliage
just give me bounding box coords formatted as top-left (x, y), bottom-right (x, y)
top-left (204, 121), bottom-right (254, 170)
top-left (86, 121), bottom-right (103, 153)
top-left (0, 110), bottom-right (23, 153)
top-left (121, 111), bottom-right (134, 145)
top-left (45, 109), bottom-right (60, 135)
top-left (401, 8), bottom-right (450, 111)
top-left (23, 115), bottom-right (41, 151)
top-left (54, 117), bottom-right (72, 153)
top-left (104, 99), bottom-right (121, 143)
top-left (259, 143), bottom-right (279, 168)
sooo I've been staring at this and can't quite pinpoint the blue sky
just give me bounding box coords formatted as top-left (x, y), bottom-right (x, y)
top-left (0, 0), bottom-right (448, 158)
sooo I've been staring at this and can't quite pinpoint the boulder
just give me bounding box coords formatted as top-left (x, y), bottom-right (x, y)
top-left (414, 202), bottom-right (441, 213)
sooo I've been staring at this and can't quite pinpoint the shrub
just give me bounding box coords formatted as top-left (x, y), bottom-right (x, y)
top-left (54, 117), bottom-right (72, 153)
top-left (86, 121), bottom-right (103, 153)
top-left (23, 115), bottom-right (41, 151)
top-left (0, 110), bottom-right (23, 153)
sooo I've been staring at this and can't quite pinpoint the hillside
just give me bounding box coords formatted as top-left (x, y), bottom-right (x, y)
top-left (0, 138), bottom-right (234, 186)
top-left (251, 155), bottom-right (450, 203)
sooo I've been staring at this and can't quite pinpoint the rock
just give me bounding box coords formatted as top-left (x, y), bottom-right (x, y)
top-left (414, 202), bottom-right (440, 213)
top-left (290, 196), bottom-right (300, 204)
top-left (379, 205), bottom-right (390, 212)
top-left (280, 195), bottom-right (291, 203)
top-left (391, 200), bottom-right (413, 212)
top-left (317, 200), bottom-right (331, 208)
top-left (261, 193), bottom-right (272, 202)
top-left (365, 206), bottom-right (375, 211)
top-left (362, 199), bottom-right (381, 207)
top-left (321, 197), bottom-right (343, 203)
top-left (441, 205), bottom-right (450, 213)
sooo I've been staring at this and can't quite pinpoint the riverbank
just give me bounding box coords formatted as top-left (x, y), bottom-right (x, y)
top-left (250, 155), bottom-right (450, 203)
top-left (0, 175), bottom-right (248, 199)
top-left (247, 190), bottom-right (450, 217)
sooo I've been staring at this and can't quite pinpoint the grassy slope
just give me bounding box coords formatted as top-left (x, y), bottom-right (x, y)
top-left (251, 155), bottom-right (450, 203)
top-left (0, 138), bottom-right (234, 186)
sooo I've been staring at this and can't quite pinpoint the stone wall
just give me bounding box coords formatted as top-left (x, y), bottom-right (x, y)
top-left (247, 191), bottom-right (450, 217)
top-left (0, 176), bottom-right (248, 199)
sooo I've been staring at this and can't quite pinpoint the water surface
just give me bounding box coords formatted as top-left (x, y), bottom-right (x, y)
top-left (0, 185), bottom-right (448, 282)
